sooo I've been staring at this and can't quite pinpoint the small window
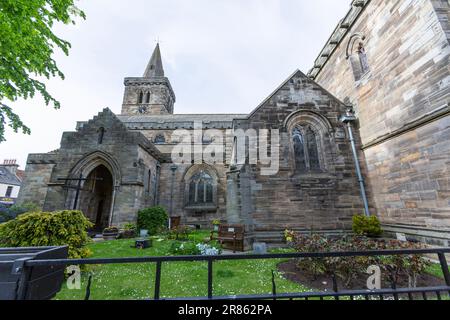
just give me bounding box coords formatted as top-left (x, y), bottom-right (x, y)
top-left (138, 91), bottom-right (144, 104)
top-left (145, 92), bottom-right (150, 104)
top-left (346, 34), bottom-right (370, 82)
top-left (146, 169), bottom-right (152, 194)
top-left (154, 134), bottom-right (166, 144)
top-left (5, 186), bottom-right (13, 197)
top-left (98, 127), bottom-right (105, 144)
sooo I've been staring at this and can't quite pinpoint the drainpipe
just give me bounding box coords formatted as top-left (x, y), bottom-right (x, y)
top-left (339, 106), bottom-right (370, 217)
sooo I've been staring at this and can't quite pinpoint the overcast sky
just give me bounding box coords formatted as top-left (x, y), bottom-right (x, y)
top-left (0, 0), bottom-right (351, 168)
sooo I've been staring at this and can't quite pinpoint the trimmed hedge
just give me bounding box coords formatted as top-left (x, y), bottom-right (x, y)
top-left (352, 214), bottom-right (383, 237)
top-left (0, 210), bottom-right (93, 259)
top-left (137, 206), bottom-right (168, 235)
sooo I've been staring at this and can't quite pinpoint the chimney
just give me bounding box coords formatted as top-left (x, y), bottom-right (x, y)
top-left (3, 159), bottom-right (19, 175)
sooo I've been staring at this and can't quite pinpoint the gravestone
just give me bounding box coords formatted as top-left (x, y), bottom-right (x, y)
top-left (253, 242), bottom-right (267, 254)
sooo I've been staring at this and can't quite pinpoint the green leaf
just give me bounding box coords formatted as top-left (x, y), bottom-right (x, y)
top-left (0, 0), bottom-right (85, 141)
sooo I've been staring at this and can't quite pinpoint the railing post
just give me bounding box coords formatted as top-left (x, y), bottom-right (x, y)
top-left (438, 253), bottom-right (450, 286)
top-left (437, 252), bottom-right (450, 298)
top-left (154, 261), bottom-right (162, 300)
top-left (207, 259), bottom-right (213, 299)
top-left (331, 273), bottom-right (339, 301)
top-left (12, 258), bottom-right (32, 300)
top-left (271, 270), bottom-right (277, 300)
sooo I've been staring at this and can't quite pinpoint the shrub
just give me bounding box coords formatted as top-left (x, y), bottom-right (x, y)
top-left (169, 241), bottom-right (221, 256)
top-left (196, 243), bottom-right (221, 256)
top-left (352, 214), bottom-right (383, 237)
top-left (103, 226), bottom-right (119, 234)
top-left (123, 223), bottom-right (136, 231)
top-left (0, 202), bottom-right (40, 223)
top-left (169, 241), bottom-right (200, 255)
top-left (285, 231), bottom-right (430, 288)
top-left (137, 206), bottom-right (168, 235)
top-left (0, 210), bottom-right (93, 259)
top-left (168, 225), bottom-right (192, 241)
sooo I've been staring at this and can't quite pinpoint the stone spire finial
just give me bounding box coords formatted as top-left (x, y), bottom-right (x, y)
top-left (143, 43), bottom-right (165, 78)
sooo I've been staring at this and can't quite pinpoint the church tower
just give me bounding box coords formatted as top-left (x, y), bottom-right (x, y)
top-left (121, 43), bottom-right (176, 115)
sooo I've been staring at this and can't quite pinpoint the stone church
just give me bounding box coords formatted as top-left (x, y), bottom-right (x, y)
top-left (18, 0), bottom-right (449, 246)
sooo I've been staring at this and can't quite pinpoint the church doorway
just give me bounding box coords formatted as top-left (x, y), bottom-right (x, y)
top-left (78, 165), bottom-right (114, 231)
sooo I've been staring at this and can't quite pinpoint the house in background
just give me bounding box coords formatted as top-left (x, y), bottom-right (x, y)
top-left (0, 160), bottom-right (23, 207)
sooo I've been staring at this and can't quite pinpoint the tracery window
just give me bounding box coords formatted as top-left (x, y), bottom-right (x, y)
top-left (188, 171), bottom-right (214, 205)
top-left (292, 125), bottom-right (321, 173)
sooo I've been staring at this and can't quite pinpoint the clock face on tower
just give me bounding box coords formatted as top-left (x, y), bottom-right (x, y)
top-left (138, 105), bottom-right (147, 114)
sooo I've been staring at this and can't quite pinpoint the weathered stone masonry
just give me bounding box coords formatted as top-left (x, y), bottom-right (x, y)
top-left (309, 0), bottom-right (450, 245)
top-left (18, 0), bottom-right (449, 246)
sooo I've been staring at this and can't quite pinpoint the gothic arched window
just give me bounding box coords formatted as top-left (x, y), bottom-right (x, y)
top-left (145, 92), bottom-right (150, 104)
top-left (146, 169), bottom-right (152, 194)
top-left (292, 125), bottom-right (321, 173)
top-left (138, 91), bottom-right (144, 104)
top-left (346, 34), bottom-right (370, 82)
top-left (188, 171), bottom-right (214, 205)
top-left (98, 127), bottom-right (105, 144)
top-left (292, 128), bottom-right (306, 171)
top-left (306, 127), bottom-right (320, 170)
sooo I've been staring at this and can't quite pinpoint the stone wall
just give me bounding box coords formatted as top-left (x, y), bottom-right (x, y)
top-left (17, 154), bottom-right (56, 209)
top-left (157, 163), bottom-right (229, 227)
top-left (233, 71), bottom-right (368, 242)
top-left (18, 109), bottom-right (164, 228)
top-left (312, 0), bottom-right (450, 241)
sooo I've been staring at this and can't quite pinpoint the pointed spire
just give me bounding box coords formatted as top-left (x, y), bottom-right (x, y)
top-left (143, 43), bottom-right (165, 78)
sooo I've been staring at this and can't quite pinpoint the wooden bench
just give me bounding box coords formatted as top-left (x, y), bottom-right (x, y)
top-left (170, 216), bottom-right (181, 230)
top-left (211, 224), bottom-right (245, 253)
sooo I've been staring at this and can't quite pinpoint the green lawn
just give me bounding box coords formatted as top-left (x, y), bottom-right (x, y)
top-left (55, 232), bottom-right (307, 300)
top-left (426, 262), bottom-right (450, 279)
top-left (55, 231), bottom-right (449, 300)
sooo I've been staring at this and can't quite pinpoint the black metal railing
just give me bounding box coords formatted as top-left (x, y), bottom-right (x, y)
top-left (4, 248), bottom-right (450, 300)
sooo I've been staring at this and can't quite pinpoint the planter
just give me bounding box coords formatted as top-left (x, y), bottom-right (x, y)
top-left (102, 232), bottom-right (119, 240)
top-left (120, 230), bottom-right (136, 239)
top-left (135, 239), bottom-right (153, 249)
top-left (103, 227), bottom-right (119, 240)
top-left (140, 229), bottom-right (149, 238)
top-left (0, 246), bottom-right (68, 300)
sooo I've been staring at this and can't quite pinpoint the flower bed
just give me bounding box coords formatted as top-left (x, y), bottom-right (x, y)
top-left (282, 231), bottom-right (434, 289)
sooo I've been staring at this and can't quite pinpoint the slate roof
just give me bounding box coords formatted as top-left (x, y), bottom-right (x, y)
top-left (117, 114), bottom-right (248, 123)
top-left (0, 166), bottom-right (22, 186)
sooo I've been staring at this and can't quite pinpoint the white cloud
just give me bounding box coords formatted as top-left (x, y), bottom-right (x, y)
top-left (0, 0), bottom-right (351, 168)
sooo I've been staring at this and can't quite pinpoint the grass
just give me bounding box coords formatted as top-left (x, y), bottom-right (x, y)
top-left (55, 231), bottom-right (450, 300)
top-left (426, 262), bottom-right (450, 279)
top-left (55, 231), bottom-right (307, 300)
